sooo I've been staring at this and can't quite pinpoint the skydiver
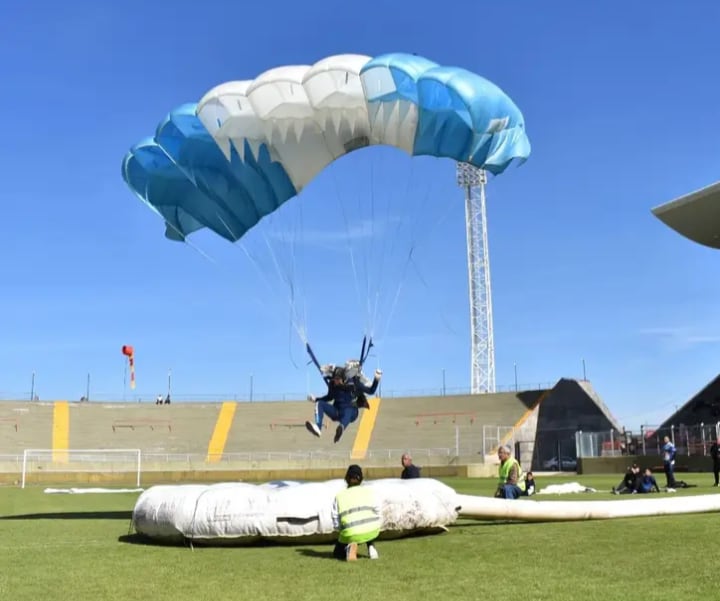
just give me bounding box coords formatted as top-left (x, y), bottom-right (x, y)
top-left (305, 363), bottom-right (382, 443)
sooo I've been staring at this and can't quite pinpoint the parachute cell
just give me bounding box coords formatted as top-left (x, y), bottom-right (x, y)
top-left (122, 52), bottom-right (531, 243)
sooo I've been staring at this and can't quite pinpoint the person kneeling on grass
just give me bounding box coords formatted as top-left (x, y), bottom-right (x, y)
top-left (331, 464), bottom-right (381, 561)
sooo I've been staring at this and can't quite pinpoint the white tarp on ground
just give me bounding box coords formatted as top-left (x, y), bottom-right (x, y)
top-left (537, 482), bottom-right (597, 494)
top-left (132, 478), bottom-right (460, 545)
top-left (44, 487), bottom-right (145, 494)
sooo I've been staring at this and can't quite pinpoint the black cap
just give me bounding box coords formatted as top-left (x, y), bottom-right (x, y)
top-left (345, 464), bottom-right (363, 483)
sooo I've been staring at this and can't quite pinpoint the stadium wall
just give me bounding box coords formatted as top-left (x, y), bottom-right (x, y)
top-left (1, 463), bottom-right (497, 487)
top-left (579, 456), bottom-right (715, 474)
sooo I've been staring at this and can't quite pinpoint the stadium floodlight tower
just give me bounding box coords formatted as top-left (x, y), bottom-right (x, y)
top-left (456, 162), bottom-right (495, 394)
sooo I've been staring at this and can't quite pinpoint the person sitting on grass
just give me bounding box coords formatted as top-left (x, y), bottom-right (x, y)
top-left (494, 445), bottom-right (523, 499)
top-left (612, 464), bottom-right (640, 494)
top-left (636, 467), bottom-right (660, 493)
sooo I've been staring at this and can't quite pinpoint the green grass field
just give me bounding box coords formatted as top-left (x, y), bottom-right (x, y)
top-left (1, 474), bottom-right (718, 601)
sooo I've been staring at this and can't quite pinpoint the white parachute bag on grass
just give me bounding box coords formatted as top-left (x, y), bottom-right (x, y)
top-left (131, 478), bottom-right (460, 545)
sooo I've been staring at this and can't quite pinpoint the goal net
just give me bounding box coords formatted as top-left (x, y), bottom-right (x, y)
top-left (21, 449), bottom-right (142, 489)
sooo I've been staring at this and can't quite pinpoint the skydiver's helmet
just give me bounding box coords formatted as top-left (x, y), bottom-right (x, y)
top-left (344, 360), bottom-right (361, 381)
top-left (320, 364), bottom-right (336, 379)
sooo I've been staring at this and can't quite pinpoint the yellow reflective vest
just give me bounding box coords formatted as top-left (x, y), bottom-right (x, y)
top-left (335, 485), bottom-right (381, 544)
top-left (498, 457), bottom-right (523, 486)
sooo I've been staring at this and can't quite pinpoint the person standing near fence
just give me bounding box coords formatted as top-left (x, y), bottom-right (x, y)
top-left (711, 438), bottom-right (720, 487)
top-left (661, 435), bottom-right (677, 490)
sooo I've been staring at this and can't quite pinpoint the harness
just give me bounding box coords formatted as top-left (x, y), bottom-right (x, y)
top-left (306, 335), bottom-right (375, 384)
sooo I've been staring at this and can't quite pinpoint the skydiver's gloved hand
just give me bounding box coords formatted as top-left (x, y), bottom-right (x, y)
top-left (307, 394), bottom-right (316, 403)
top-left (375, 369), bottom-right (383, 379)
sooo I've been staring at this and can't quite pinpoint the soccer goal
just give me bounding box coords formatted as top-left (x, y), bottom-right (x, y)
top-left (21, 449), bottom-right (142, 489)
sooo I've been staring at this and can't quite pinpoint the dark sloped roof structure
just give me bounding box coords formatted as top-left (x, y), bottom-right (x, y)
top-left (656, 374), bottom-right (720, 428)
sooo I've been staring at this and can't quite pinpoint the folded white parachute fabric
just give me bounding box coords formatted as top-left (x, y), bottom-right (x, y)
top-left (537, 482), bottom-right (597, 495)
top-left (44, 487), bottom-right (145, 494)
top-left (131, 478), bottom-right (460, 545)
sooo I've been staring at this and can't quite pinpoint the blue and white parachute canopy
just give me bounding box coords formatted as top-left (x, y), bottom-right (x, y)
top-left (122, 52), bottom-right (531, 243)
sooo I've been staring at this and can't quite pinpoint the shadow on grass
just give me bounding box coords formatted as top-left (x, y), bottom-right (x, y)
top-left (118, 533), bottom-right (187, 547)
top-left (117, 533), bottom-right (292, 548)
top-left (1, 510), bottom-right (133, 520)
top-left (295, 548), bottom-right (338, 560)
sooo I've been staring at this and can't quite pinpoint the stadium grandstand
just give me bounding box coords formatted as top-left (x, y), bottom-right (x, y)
top-left (0, 377), bottom-right (623, 486)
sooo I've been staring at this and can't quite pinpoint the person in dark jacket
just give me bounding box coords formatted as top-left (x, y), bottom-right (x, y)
top-left (306, 365), bottom-right (382, 443)
top-left (612, 464), bottom-right (640, 494)
top-left (711, 438), bottom-right (720, 487)
top-left (523, 471), bottom-right (536, 496)
top-left (400, 453), bottom-right (421, 479)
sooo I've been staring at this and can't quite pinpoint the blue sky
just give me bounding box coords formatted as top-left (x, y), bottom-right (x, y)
top-left (1, 1), bottom-right (719, 429)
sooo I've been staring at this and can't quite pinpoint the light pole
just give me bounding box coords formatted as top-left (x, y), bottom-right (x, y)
top-left (249, 373), bottom-right (254, 402)
top-left (442, 368), bottom-right (446, 396)
top-left (30, 371), bottom-right (36, 401)
top-left (514, 363), bottom-right (518, 391)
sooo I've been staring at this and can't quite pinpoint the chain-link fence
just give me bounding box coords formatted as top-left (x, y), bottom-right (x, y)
top-left (576, 422), bottom-right (720, 459)
top-left (576, 429), bottom-right (628, 458)
top-left (637, 422), bottom-right (720, 457)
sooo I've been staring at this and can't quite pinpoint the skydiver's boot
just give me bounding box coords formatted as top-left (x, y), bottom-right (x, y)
top-left (305, 421), bottom-right (321, 437)
top-left (334, 424), bottom-right (344, 443)
top-left (345, 542), bottom-right (358, 561)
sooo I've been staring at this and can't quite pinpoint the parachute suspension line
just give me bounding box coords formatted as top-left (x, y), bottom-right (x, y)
top-left (163, 218), bottom-right (219, 265)
top-left (364, 153), bottom-right (375, 337)
top-left (405, 166), bottom-right (465, 338)
top-left (369, 156), bottom-right (417, 341)
top-left (216, 207), bottom-right (307, 348)
top-left (215, 207), bottom-right (304, 347)
top-left (213, 213), bottom-right (302, 342)
top-left (330, 168), bottom-right (365, 326)
top-left (288, 188), bottom-right (310, 364)
top-left (261, 230), bottom-right (308, 346)
top-left (374, 170), bottom-right (437, 343)
top-left (408, 253), bottom-right (459, 336)
top-left (377, 246), bottom-right (413, 344)
top-left (379, 163), bottom-right (463, 342)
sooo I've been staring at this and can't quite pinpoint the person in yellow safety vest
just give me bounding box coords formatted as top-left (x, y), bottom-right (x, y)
top-left (494, 445), bottom-right (524, 499)
top-left (331, 464), bottom-right (381, 561)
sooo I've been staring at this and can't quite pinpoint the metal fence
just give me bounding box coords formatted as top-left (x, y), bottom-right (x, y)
top-left (0, 422), bottom-right (525, 477)
top-left (0, 447), bottom-right (463, 479)
top-left (0, 381), bottom-right (558, 404)
top-left (636, 423), bottom-right (720, 457)
top-left (576, 429), bottom-right (627, 458)
top-left (576, 422), bottom-right (720, 458)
